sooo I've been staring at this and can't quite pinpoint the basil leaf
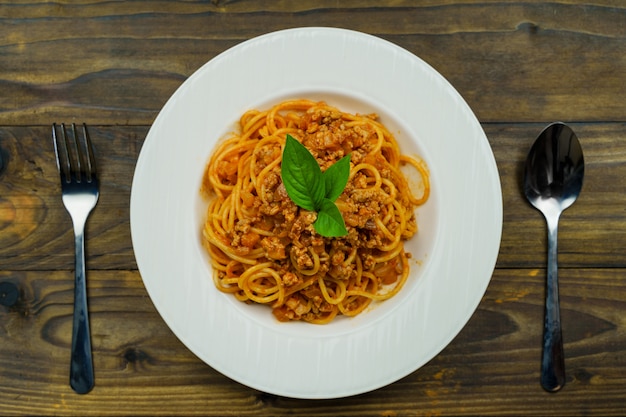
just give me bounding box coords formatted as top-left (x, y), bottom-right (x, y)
top-left (322, 153), bottom-right (351, 202)
top-left (314, 198), bottom-right (348, 237)
top-left (281, 134), bottom-right (350, 238)
top-left (281, 135), bottom-right (325, 211)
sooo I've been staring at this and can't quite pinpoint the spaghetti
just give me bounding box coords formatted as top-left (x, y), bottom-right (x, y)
top-left (201, 99), bottom-right (429, 324)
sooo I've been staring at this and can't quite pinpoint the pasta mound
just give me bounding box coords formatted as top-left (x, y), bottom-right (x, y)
top-left (201, 99), bottom-right (429, 324)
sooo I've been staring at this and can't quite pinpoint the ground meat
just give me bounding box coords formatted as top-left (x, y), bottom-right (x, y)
top-left (260, 236), bottom-right (287, 260)
top-left (205, 101), bottom-right (424, 324)
top-left (290, 246), bottom-right (313, 269)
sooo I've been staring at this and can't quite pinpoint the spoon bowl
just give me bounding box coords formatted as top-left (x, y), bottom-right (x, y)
top-left (523, 122), bottom-right (584, 392)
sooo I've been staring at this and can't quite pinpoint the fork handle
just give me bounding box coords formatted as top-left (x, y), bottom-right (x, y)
top-left (70, 224), bottom-right (95, 394)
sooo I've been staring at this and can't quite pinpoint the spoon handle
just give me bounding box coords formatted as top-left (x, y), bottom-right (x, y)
top-left (541, 214), bottom-right (565, 392)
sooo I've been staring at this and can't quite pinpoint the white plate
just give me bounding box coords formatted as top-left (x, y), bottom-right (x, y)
top-left (130, 27), bottom-right (502, 399)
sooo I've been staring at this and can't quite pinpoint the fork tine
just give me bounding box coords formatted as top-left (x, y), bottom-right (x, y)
top-left (80, 123), bottom-right (97, 182)
top-left (53, 123), bottom-right (71, 183)
top-left (53, 123), bottom-right (98, 184)
top-left (65, 123), bottom-right (82, 182)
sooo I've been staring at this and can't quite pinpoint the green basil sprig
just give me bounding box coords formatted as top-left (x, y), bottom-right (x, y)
top-left (281, 134), bottom-right (350, 237)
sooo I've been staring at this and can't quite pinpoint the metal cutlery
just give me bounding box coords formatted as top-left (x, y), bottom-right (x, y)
top-left (523, 122), bottom-right (584, 392)
top-left (52, 123), bottom-right (99, 394)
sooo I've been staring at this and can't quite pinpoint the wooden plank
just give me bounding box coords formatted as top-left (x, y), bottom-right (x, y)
top-left (0, 126), bottom-right (146, 270)
top-left (1, 123), bottom-right (625, 270)
top-left (0, 2), bottom-right (623, 124)
top-left (0, 268), bottom-right (623, 415)
top-left (0, 1), bottom-right (623, 415)
top-left (492, 122), bottom-right (626, 268)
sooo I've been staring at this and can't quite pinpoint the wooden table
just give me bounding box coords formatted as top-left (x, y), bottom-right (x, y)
top-left (1, 1), bottom-right (624, 415)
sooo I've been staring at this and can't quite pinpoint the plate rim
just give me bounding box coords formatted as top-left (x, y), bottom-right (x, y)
top-left (131, 26), bottom-right (502, 399)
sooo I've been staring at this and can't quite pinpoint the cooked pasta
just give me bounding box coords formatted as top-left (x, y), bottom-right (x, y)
top-left (201, 99), bottom-right (429, 324)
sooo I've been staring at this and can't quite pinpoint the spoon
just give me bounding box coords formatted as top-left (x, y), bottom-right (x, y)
top-left (523, 122), bottom-right (584, 392)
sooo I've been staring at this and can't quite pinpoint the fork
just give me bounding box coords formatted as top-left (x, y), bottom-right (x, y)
top-left (53, 123), bottom-right (99, 394)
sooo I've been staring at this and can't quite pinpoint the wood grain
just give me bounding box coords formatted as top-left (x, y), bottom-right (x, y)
top-left (491, 122), bottom-right (626, 268)
top-left (1, 124), bottom-right (624, 271)
top-left (0, 2), bottom-right (624, 124)
top-left (0, 0), bottom-right (624, 415)
top-left (0, 126), bottom-right (145, 270)
top-left (0, 269), bottom-right (624, 416)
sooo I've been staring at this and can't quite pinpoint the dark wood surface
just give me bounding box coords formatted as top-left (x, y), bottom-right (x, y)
top-left (1, 2), bottom-right (625, 416)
